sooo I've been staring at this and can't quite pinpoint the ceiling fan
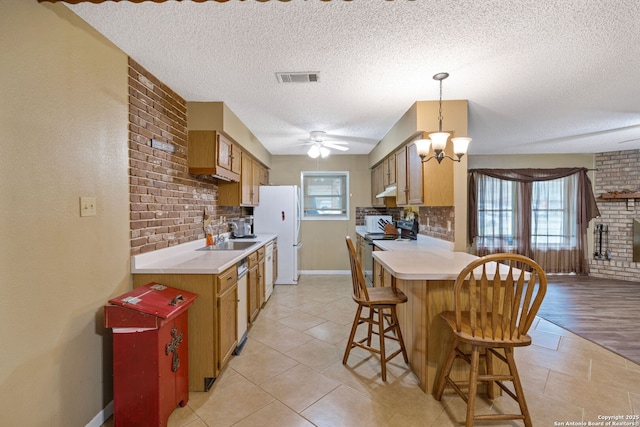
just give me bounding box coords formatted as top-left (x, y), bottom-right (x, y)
top-left (300, 131), bottom-right (349, 158)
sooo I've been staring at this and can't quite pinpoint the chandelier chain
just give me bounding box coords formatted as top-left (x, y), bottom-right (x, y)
top-left (438, 79), bottom-right (444, 132)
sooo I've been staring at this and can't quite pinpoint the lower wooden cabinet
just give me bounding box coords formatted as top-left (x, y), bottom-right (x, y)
top-left (218, 154), bottom-right (268, 207)
top-left (132, 266), bottom-right (238, 392)
top-left (372, 246), bottom-right (394, 287)
top-left (247, 248), bottom-right (263, 323)
top-left (131, 242), bottom-right (275, 391)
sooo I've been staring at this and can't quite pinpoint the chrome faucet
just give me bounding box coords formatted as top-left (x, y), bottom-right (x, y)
top-left (216, 221), bottom-right (238, 243)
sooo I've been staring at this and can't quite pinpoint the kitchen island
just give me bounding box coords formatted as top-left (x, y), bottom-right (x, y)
top-left (356, 229), bottom-right (502, 395)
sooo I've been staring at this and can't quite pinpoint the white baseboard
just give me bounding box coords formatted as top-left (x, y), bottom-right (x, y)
top-left (85, 401), bottom-right (113, 427)
top-left (300, 270), bottom-right (350, 275)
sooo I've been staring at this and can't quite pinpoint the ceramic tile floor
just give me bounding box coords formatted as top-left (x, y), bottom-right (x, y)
top-left (103, 274), bottom-right (640, 427)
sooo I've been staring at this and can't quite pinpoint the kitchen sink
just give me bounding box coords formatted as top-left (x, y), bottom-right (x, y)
top-left (197, 241), bottom-right (259, 251)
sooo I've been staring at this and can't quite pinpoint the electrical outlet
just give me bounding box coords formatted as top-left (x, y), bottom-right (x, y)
top-left (80, 197), bottom-right (97, 217)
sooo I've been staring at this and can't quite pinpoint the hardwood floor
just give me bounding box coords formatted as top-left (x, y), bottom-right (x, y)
top-left (538, 274), bottom-right (640, 364)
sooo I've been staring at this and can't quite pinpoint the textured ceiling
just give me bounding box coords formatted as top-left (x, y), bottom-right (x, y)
top-left (66, 1), bottom-right (640, 156)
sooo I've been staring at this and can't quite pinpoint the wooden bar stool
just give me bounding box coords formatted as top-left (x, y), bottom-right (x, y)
top-left (343, 236), bottom-right (409, 381)
top-left (434, 253), bottom-right (547, 427)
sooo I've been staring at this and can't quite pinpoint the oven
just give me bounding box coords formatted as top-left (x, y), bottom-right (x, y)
top-left (363, 236), bottom-right (375, 286)
top-left (363, 220), bottom-right (419, 287)
top-left (363, 233), bottom-right (397, 286)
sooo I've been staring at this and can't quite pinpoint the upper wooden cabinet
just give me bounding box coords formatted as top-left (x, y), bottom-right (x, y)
top-left (218, 152), bottom-right (268, 207)
top-left (371, 155), bottom-right (398, 207)
top-left (188, 130), bottom-right (240, 182)
top-left (229, 142), bottom-right (242, 176)
top-left (383, 155), bottom-right (396, 188)
top-left (395, 146), bottom-right (408, 205)
top-left (371, 163), bottom-right (385, 207)
top-left (406, 141), bottom-right (423, 205)
top-left (374, 134), bottom-right (454, 207)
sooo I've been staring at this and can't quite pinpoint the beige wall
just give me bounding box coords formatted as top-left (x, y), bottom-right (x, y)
top-left (268, 155), bottom-right (371, 271)
top-left (1, 2), bottom-right (130, 426)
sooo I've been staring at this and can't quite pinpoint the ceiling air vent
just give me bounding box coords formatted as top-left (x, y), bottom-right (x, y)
top-left (276, 72), bottom-right (320, 83)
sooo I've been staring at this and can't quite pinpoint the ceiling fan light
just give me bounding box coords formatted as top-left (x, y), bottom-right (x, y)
top-left (319, 146), bottom-right (331, 158)
top-left (451, 137), bottom-right (471, 155)
top-left (428, 132), bottom-right (450, 151)
top-left (308, 144), bottom-right (320, 158)
top-left (414, 139), bottom-right (432, 157)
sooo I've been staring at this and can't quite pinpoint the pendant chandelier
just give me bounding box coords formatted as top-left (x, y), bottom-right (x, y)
top-left (415, 72), bottom-right (471, 163)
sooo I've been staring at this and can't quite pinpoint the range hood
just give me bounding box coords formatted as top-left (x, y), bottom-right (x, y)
top-left (376, 185), bottom-right (397, 198)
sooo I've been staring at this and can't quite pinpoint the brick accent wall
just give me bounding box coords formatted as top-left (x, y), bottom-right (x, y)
top-left (590, 149), bottom-right (640, 279)
top-left (128, 58), bottom-right (237, 254)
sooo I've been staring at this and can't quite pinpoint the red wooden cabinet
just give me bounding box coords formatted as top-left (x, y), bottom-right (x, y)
top-left (104, 283), bottom-right (198, 427)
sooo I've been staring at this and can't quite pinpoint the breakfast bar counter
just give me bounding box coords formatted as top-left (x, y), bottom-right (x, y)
top-left (370, 237), bottom-right (496, 395)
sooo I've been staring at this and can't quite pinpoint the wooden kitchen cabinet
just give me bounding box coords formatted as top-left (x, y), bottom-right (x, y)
top-left (371, 163), bottom-right (385, 207)
top-left (216, 266), bottom-right (238, 371)
top-left (188, 130), bottom-right (240, 182)
top-left (395, 145), bottom-right (408, 205)
top-left (257, 246), bottom-right (266, 307)
top-left (372, 247), bottom-right (394, 288)
top-left (373, 247), bottom-right (384, 287)
top-left (132, 266), bottom-right (238, 391)
top-left (218, 152), bottom-right (267, 207)
top-left (383, 155), bottom-right (396, 187)
top-left (391, 136), bottom-right (454, 207)
top-left (247, 250), bottom-right (261, 323)
top-left (259, 163), bottom-right (269, 185)
top-left (406, 141), bottom-right (423, 205)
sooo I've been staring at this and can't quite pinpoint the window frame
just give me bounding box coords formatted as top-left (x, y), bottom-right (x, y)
top-left (300, 171), bottom-right (349, 221)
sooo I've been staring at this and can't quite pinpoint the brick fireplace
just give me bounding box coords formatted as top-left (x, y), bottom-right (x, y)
top-left (590, 150), bottom-right (640, 280)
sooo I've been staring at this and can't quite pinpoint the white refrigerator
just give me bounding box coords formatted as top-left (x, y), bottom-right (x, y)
top-left (253, 185), bottom-right (301, 284)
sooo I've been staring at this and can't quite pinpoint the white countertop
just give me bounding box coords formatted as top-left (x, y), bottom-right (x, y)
top-left (355, 225), bottom-right (482, 281)
top-left (131, 234), bottom-right (277, 274)
top-left (373, 250), bottom-right (480, 280)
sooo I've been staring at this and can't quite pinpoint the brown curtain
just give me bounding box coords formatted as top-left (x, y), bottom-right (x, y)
top-left (468, 168), bottom-right (600, 274)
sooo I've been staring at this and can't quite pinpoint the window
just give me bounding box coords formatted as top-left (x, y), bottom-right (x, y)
top-left (301, 171), bottom-right (349, 220)
top-left (469, 168), bottom-right (600, 274)
top-left (531, 176), bottom-right (577, 248)
top-left (477, 176), bottom-right (516, 250)
top-left (476, 174), bottom-right (578, 251)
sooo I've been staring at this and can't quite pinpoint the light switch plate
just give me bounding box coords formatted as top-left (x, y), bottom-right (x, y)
top-left (80, 197), bottom-right (97, 217)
